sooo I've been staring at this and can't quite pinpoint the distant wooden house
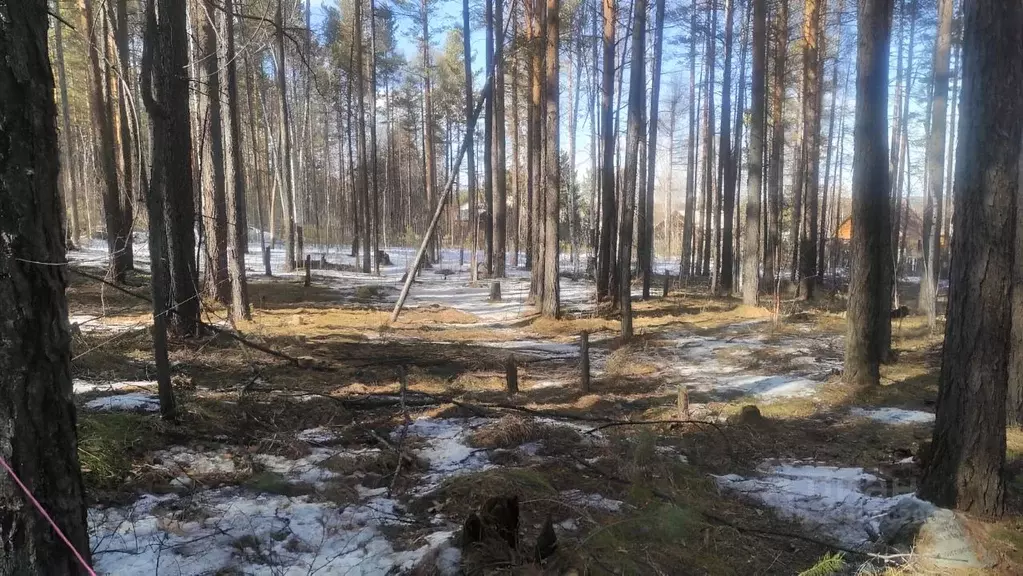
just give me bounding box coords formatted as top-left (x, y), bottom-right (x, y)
top-left (833, 209), bottom-right (946, 274)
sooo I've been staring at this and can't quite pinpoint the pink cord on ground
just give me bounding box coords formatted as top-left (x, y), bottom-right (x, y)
top-left (0, 454), bottom-right (97, 575)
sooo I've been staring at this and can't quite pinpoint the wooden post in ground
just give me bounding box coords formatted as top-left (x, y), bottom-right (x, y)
top-left (677, 385), bottom-right (690, 419)
top-left (663, 271), bottom-right (670, 297)
top-left (263, 246), bottom-right (272, 276)
top-left (505, 355), bottom-right (518, 394)
top-left (580, 331), bottom-right (590, 393)
top-left (304, 255), bottom-right (311, 287)
top-left (489, 281), bottom-right (502, 301)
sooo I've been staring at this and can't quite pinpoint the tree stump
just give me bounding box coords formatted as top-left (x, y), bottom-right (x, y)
top-left (580, 332), bottom-right (590, 393)
top-left (663, 272), bottom-right (671, 297)
top-left (263, 246), bottom-right (272, 277)
top-left (489, 281), bottom-right (502, 301)
top-left (304, 255), bottom-right (311, 287)
top-left (505, 355), bottom-right (518, 394)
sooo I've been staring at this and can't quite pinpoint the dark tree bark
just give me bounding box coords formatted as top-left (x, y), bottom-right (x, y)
top-left (844, 0), bottom-right (893, 388)
top-left (0, 1), bottom-right (92, 570)
top-left (462, 0), bottom-right (477, 275)
top-left (797, 0), bottom-right (822, 299)
top-left (920, 0), bottom-right (1022, 516)
top-left (743, 0), bottom-right (766, 305)
top-left (421, 0), bottom-right (439, 263)
top-left (597, 0), bottom-right (617, 300)
top-left (716, 0), bottom-right (736, 294)
top-left (765, 0), bottom-right (787, 288)
top-left (511, 27), bottom-right (522, 268)
top-left (919, 0), bottom-right (952, 327)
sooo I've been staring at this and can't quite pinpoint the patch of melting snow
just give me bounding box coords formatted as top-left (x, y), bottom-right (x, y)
top-left (716, 462), bottom-right (915, 549)
top-left (849, 407), bottom-right (935, 425)
top-left (152, 447), bottom-right (238, 484)
top-left (90, 488), bottom-right (450, 576)
top-left (84, 392), bottom-right (161, 413)
top-left (400, 418), bottom-right (491, 491)
top-left (297, 426), bottom-right (342, 445)
top-left (560, 490), bottom-right (626, 513)
top-left (74, 379), bottom-right (155, 394)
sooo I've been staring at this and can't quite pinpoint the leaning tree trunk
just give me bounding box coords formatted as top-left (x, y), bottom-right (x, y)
top-left (920, 0), bottom-right (1022, 517)
top-left (0, 1), bottom-right (92, 570)
top-left (919, 0), bottom-right (952, 328)
top-left (742, 0), bottom-right (766, 306)
top-left (845, 0), bottom-right (893, 388)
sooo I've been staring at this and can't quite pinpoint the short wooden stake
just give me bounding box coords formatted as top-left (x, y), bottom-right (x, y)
top-left (662, 272), bottom-right (670, 297)
top-left (505, 355), bottom-right (518, 394)
top-left (580, 331), bottom-right (590, 393)
top-left (677, 385), bottom-right (690, 420)
top-left (263, 246), bottom-right (272, 277)
top-left (304, 255), bottom-right (311, 287)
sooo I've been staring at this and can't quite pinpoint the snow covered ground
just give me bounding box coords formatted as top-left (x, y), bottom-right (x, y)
top-left (716, 462), bottom-right (919, 550)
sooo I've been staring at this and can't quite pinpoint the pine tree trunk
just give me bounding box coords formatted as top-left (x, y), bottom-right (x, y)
top-left (197, 2), bottom-right (230, 303)
top-left (113, 0), bottom-right (135, 270)
top-left (541, 0), bottom-right (561, 318)
top-left (681, 0), bottom-right (698, 279)
top-left (620, 0), bottom-right (646, 337)
top-left (275, 1), bottom-right (297, 271)
top-left (743, 0), bottom-right (766, 305)
top-left (717, 0), bottom-right (736, 293)
top-left (421, 0), bottom-right (438, 263)
top-left (921, 0), bottom-right (1022, 515)
top-left (597, 0), bottom-right (618, 300)
top-left (54, 0), bottom-right (81, 246)
top-left (797, 0), bottom-right (821, 299)
top-left (511, 34), bottom-right (522, 268)
top-left (919, 0), bottom-right (952, 327)
top-left (355, 0), bottom-right (371, 274)
top-left (845, 0), bottom-right (893, 388)
top-left (567, 6), bottom-right (583, 274)
top-left (0, 2), bottom-right (92, 568)
top-left (80, 0), bottom-right (129, 282)
top-left (221, 0), bottom-right (250, 320)
top-left (494, 0), bottom-right (508, 277)
top-left (643, 0), bottom-right (666, 297)
top-left (700, 0), bottom-right (717, 279)
top-left (765, 0), bottom-right (787, 287)
top-left (370, 0), bottom-right (381, 274)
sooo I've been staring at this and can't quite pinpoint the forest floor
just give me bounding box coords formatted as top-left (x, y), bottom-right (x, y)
top-left (65, 243), bottom-right (1023, 575)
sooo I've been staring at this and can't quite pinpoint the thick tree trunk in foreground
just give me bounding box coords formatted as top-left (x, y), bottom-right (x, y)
top-left (0, 2), bottom-right (92, 570)
top-left (919, 0), bottom-right (952, 328)
top-left (921, 0), bottom-right (1022, 517)
top-left (844, 0), bottom-right (893, 388)
top-left (743, 0), bottom-right (766, 305)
